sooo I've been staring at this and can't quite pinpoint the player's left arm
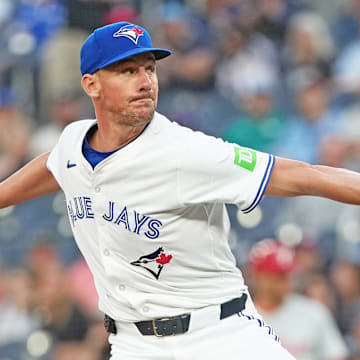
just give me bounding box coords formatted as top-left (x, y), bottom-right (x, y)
top-left (265, 156), bottom-right (360, 205)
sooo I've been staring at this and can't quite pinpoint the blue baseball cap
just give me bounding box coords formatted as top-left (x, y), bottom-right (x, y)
top-left (80, 22), bottom-right (172, 75)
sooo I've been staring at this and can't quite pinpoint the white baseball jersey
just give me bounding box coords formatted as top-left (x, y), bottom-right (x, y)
top-left (47, 112), bottom-right (275, 322)
top-left (259, 294), bottom-right (348, 360)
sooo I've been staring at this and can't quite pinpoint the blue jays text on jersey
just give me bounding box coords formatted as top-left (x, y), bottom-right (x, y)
top-left (67, 196), bottom-right (163, 239)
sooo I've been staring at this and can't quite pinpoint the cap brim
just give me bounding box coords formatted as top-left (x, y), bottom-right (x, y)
top-left (97, 47), bottom-right (172, 73)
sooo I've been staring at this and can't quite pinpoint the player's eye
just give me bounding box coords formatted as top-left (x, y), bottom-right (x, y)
top-left (146, 65), bottom-right (155, 74)
top-left (123, 68), bottom-right (135, 75)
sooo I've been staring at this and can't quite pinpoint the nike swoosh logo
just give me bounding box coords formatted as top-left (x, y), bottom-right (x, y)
top-left (67, 160), bottom-right (77, 168)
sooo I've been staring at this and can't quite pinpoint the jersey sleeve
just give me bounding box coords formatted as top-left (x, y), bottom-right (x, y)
top-left (46, 119), bottom-right (94, 190)
top-left (46, 121), bottom-right (81, 190)
top-left (46, 136), bottom-right (64, 190)
top-left (176, 129), bottom-right (275, 212)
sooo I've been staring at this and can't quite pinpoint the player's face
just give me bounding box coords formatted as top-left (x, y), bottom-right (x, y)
top-left (96, 53), bottom-right (158, 126)
top-left (251, 271), bottom-right (291, 306)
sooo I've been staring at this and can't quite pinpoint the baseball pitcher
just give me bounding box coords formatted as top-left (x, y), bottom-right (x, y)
top-left (0, 22), bottom-right (359, 359)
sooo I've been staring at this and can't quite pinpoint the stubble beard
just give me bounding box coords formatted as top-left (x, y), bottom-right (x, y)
top-left (110, 104), bottom-right (155, 128)
top-left (128, 107), bottom-right (155, 127)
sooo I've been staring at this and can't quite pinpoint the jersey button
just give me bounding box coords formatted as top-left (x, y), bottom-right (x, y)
top-left (103, 249), bottom-right (110, 256)
top-left (118, 284), bottom-right (125, 291)
top-left (142, 306), bottom-right (149, 313)
top-left (95, 186), bottom-right (101, 193)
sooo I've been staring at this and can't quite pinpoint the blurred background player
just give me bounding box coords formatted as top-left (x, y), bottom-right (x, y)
top-left (247, 238), bottom-right (348, 360)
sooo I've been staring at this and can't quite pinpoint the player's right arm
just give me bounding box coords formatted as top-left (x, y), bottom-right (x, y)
top-left (0, 152), bottom-right (60, 209)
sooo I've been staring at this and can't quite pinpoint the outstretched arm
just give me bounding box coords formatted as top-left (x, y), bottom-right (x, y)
top-left (0, 152), bottom-right (61, 209)
top-left (266, 156), bottom-right (360, 205)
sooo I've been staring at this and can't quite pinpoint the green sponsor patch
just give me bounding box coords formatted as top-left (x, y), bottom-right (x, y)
top-left (233, 147), bottom-right (257, 171)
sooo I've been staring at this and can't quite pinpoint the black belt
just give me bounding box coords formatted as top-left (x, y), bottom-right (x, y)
top-left (104, 293), bottom-right (247, 337)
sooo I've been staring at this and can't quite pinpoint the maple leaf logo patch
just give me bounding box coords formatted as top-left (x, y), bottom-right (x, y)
top-left (130, 247), bottom-right (173, 280)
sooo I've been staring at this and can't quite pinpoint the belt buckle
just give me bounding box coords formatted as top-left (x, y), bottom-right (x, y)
top-left (152, 318), bottom-right (174, 337)
top-left (152, 319), bottom-right (163, 337)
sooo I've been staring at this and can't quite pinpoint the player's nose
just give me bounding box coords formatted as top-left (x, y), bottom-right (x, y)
top-left (137, 68), bottom-right (152, 91)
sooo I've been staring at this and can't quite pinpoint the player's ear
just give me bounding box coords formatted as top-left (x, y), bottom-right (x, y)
top-left (81, 73), bottom-right (101, 99)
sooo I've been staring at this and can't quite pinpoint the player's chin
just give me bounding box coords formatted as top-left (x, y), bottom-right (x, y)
top-left (131, 107), bottom-right (155, 124)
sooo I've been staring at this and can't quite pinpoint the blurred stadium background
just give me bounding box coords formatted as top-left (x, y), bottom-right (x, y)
top-left (2, 0), bottom-right (360, 359)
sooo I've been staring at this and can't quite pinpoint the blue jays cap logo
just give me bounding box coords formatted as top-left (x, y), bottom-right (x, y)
top-left (130, 247), bottom-right (172, 280)
top-left (113, 24), bottom-right (144, 44)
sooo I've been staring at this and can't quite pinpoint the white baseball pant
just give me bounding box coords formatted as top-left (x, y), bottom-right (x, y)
top-left (108, 293), bottom-right (296, 359)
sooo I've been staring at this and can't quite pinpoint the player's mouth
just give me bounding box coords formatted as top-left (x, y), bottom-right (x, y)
top-left (133, 98), bottom-right (153, 105)
top-left (131, 95), bottom-right (154, 104)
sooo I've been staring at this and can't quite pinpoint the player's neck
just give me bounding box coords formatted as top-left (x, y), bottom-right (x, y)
top-left (89, 119), bottom-right (148, 152)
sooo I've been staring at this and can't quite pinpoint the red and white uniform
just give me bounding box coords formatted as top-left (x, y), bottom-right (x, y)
top-left (260, 294), bottom-right (348, 360)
